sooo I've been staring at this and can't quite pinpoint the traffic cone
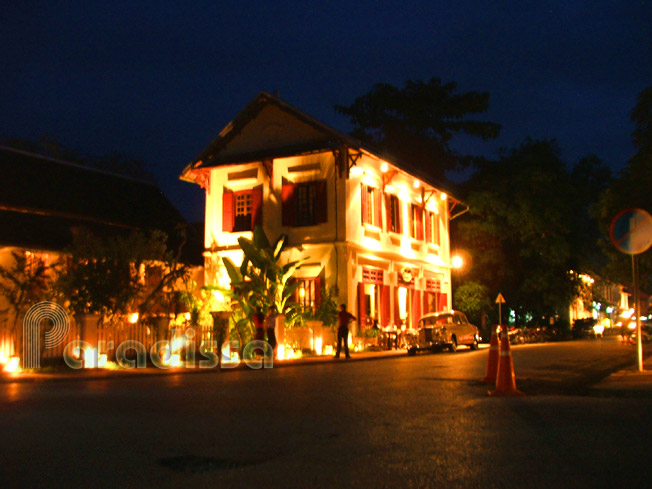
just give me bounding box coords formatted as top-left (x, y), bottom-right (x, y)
top-left (491, 329), bottom-right (525, 397)
top-left (482, 327), bottom-right (500, 384)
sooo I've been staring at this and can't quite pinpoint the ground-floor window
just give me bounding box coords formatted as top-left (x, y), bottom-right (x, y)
top-left (361, 283), bottom-right (380, 328)
top-left (296, 277), bottom-right (320, 312)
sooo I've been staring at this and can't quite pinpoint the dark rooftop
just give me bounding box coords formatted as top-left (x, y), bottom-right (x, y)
top-left (0, 146), bottom-right (203, 264)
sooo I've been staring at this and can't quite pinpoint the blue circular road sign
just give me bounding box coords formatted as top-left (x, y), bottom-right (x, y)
top-left (610, 208), bottom-right (652, 255)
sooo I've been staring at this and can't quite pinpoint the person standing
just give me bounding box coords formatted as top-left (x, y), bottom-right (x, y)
top-left (253, 308), bottom-right (265, 341)
top-left (335, 303), bottom-right (356, 359)
top-left (265, 305), bottom-right (278, 357)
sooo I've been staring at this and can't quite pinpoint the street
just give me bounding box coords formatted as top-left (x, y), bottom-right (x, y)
top-left (1, 338), bottom-right (650, 488)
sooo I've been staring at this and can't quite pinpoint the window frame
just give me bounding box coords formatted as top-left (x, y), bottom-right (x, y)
top-left (385, 193), bottom-right (402, 234)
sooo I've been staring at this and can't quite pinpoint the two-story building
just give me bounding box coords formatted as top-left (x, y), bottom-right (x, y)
top-left (181, 92), bottom-right (467, 338)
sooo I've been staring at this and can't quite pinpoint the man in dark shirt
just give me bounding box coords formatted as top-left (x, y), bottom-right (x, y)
top-left (335, 304), bottom-right (356, 359)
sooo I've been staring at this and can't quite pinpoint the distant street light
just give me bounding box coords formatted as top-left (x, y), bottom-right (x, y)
top-left (452, 255), bottom-right (464, 269)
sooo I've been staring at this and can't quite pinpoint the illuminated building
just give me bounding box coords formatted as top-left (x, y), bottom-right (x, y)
top-left (181, 92), bottom-right (467, 336)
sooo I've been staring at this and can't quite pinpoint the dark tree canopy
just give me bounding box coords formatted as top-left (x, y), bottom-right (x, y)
top-left (335, 78), bottom-right (501, 179)
top-left (594, 86), bottom-right (652, 290)
top-left (631, 86), bottom-right (652, 152)
top-left (454, 139), bottom-right (590, 326)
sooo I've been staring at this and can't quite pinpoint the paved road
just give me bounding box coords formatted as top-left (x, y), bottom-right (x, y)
top-left (0, 338), bottom-right (649, 488)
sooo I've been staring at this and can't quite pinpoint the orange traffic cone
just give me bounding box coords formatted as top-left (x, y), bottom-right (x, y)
top-left (491, 329), bottom-right (525, 396)
top-left (482, 327), bottom-right (500, 384)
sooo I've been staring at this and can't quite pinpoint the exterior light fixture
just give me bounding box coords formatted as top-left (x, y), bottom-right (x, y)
top-left (452, 255), bottom-right (464, 269)
top-left (413, 180), bottom-right (420, 188)
top-left (380, 163), bottom-right (389, 173)
top-left (440, 192), bottom-right (447, 200)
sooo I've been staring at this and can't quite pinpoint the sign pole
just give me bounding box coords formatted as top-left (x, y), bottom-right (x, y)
top-left (610, 208), bottom-right (652, 373)
top-left (633, 254), bottom-right (643, 372)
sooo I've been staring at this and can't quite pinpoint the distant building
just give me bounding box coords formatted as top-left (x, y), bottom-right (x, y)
top-left (568, 271), bottom-right (642, 333)
top-left (181, 92), bottom-right (467, 337)
top-left (0, 145), bottom-right (203, 362)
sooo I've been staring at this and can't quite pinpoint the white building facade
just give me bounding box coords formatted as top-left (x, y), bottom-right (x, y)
top-left (181, 92), bottom-right (466, 336)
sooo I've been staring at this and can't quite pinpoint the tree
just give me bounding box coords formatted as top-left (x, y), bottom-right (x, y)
top-left (569, 154), bottom-right (613, 273)
top-left (594, 86), bottom-right (652, 290)
top-left (0, 252), bottom-right (50, 354)
top-left (455, 139), bottom-right (583, 326)
top-left (335, 78), bottom-right (500, 179)
top-left (54, 228), bottom-right (175, 320)
top-left (453, 281), bottom-right (491, 329)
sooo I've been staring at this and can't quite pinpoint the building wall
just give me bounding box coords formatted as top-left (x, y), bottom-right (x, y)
top-left (203, 147), bottom-right (453, 336)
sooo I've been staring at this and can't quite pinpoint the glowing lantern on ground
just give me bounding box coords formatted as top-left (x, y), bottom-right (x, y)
top-left (4, 356), bottom-right (21, 373)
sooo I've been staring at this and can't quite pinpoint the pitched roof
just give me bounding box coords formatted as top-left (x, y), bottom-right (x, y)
top-left (0, 146), bottom-right (203, 264)
top-left (180, 91), bottom-right (463, 203)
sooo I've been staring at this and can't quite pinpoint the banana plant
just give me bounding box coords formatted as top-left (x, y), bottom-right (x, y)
top-left (220, 226), bottom-right (306, 331)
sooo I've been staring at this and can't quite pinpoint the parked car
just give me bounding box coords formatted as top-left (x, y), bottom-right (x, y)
top-left (407, 310), bottom-right (480, 355)
top-left (572, 318), bottom-right (599, 339)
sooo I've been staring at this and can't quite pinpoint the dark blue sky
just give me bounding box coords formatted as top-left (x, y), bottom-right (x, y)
top-left (1, 1), bottom-right (650, 222)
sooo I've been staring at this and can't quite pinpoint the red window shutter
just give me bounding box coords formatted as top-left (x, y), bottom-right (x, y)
top-left (397, 198), bottom-right (402, 233)
top-left (358, 282), bottom-right (366, 329)
top-left (315, 180), bottom-right (327, 224)
top-left (425, 211), bottom-right (431, 243)
top-left (412, 290), bottom-right (421, 326)
top-left (381, 284), bottom-right (391, 327)
top-left (384, 193), bottom-right (390, 232)
top-left (416, 207), bottom-right (424, 241)
top-left (222, 190), bottom-right (234, 232)
top-left (409, 204), bottom-right (415, 237)
top-left (251, 187), bottom-right (263, 227)
top-left (438, 293), bottom-right (448, 312)
top-left (314, 277), bottom-right (322, 307)
top-left (281, 182), bottom-right (295, 226)
top-left (422, 291), bottom-right (430, 315)
top-left (360, 184), bottom-right (368, 224)
top-left (375, 189), bottom-right (382, 227)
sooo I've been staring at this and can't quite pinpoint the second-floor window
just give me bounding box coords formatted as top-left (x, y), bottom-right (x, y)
top-left (223, 187), bottom-right (262, 232)
top-left (361, 184), bottom-right (382, 227)
top-left (410, 203), bottom-right (424, 240)
top-left (234, 191), bottom-right (253, 231)
top-left (425, 210), bottom-right (440, 245)
top-left (385, 193), bottom-right (401, 234)
top-left (282, 179), bottom-right (327, 227)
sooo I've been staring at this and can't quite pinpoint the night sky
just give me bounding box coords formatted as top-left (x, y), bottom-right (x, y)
top-left (1, 1), bottom-right (650, 222)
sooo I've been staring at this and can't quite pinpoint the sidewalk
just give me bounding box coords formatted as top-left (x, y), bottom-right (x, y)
top-left (3, 346), bottom-right (652, 396)
top-left (590, 354), bottom-right (652, 396)
top-left (0, 348), bottom-right (407, 384)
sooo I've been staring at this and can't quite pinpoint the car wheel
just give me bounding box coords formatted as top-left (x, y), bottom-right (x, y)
top-left (448, 336), bottom-right (457, 352)
top-left (407, 347), bottom-right (417, 356)
top-left (470, 338), bottom-right (479, 350)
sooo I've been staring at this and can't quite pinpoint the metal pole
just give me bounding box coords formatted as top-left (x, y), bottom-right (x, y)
top-left (633, 254), bottom-right (643, 372)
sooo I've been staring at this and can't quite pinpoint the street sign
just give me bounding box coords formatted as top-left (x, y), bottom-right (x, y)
top-left (495, 293), bottom-right (505, 327)
top-left (609, 208), bottom-right (652, 255)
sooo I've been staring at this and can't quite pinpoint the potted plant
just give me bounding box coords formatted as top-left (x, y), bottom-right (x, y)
top-left (300, 288), bottom-right (338, 352)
